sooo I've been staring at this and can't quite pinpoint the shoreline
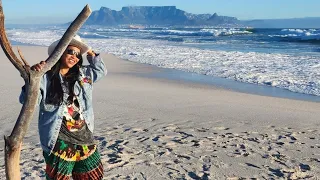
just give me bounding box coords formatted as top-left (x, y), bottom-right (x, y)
top-left (121, 58), bottom-right (320, 103)
top-left (0, 46), bottom-right (319, 179)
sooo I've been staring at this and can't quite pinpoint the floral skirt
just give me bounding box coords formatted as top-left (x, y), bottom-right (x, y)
top-left (43, 139), bottom-right (103, 180)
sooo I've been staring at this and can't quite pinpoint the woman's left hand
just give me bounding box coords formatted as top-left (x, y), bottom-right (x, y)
top-left (87, 49), bottom-right (95, 57)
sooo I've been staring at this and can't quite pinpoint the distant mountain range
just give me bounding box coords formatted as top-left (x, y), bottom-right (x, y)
top-left (83, 6), bottom-right (320, 28)
top-left (85, 6), bottom-right (240, 26)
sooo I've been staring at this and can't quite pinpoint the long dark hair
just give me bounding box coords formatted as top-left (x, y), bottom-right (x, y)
top-left (46, 56), bottom-right (83, 105)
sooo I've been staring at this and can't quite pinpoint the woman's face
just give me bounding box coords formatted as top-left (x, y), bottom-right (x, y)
top-left (60, 45), bottom-right (81, 69)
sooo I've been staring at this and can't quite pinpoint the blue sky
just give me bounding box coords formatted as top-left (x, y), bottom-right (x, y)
top-left (3, 0), bottom-right (320, 24)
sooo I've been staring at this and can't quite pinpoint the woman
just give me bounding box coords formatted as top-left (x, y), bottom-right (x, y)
top-left (20, 35), bottom-right (107, 179)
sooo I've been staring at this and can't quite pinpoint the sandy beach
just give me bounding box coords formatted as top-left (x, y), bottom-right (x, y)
top-left (0, 46), bottom-right (319, 179)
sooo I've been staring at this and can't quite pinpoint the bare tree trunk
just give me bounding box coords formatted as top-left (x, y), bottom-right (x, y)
top-left (4, 140), bottom-right (21, 180)
top-left (0, 1), bottom-right (92, 179)
top-left (4, 79), bottom-right (40, 180)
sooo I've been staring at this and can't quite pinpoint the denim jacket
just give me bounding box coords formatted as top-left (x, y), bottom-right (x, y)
top-left (19, 55), bottom-right (107, 153)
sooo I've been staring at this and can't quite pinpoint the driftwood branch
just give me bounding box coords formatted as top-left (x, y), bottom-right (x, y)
top-left (0, 2), bottom-right (92, 179)
top-left (17, 47), bottom-right (29, 67)
top-left (43, 4), bottom-right (92, 72)
top-left (0, 0), bottom-right (27, 81)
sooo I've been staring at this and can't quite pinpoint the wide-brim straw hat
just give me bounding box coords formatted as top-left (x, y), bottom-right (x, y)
top-left (48, 34), bottom-right (90, 56)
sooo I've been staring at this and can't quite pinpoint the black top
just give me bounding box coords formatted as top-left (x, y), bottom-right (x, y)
top-left (58, 79), bottom-right (94, 145)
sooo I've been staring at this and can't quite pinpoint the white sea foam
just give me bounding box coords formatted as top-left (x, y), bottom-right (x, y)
top-left (200, 28), bottom-right (252, 36)
top-left (89, 27), bottom-right (252, 37)
top-left (84, 38), bottom-right (320, 96)
top-left (270, 29), bottom-right (320, 41)
top-left (7, 29), bottom-right (320, 96)
top-left (7, 29), bottom-right (64, 46)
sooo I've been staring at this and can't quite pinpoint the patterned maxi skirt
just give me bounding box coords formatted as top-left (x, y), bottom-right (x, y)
top-left (43, 139), bottom-right (103, 180)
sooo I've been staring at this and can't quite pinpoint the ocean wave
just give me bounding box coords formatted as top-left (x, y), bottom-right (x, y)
top-left (200, 28), bottom-right (252, 36)
top-left (151, 28), bottom-right (252, 37)
top-left (145, 36), bottom-right (184, 42)
top-left (79, 32), bottom-right (110, 39)
top-left (6, 29), bottom-right (63, 46)
top-left (89, 26), bottom-right (253, 37)
top-left (270, 29), bottom-right (320, 44)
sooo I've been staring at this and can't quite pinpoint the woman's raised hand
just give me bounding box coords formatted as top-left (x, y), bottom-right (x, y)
top-left (87, 49), bottom-right (96, 57)
top-left (31, 61), bottom-right (46, 71)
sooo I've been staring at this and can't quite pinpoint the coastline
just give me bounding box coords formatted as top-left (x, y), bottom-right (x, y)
top-left (123, 59), bottom-right (320, 103)
top-left (0, 46), bottom-right (319, 179)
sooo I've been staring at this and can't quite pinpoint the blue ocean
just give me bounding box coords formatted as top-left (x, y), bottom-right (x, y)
top-left (6, 25), bottom-right (320, 99)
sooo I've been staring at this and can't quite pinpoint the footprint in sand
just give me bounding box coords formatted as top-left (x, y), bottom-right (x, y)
top-left (176, 154), bottom-right (191, 160)
top-left (191, 140), bottom-right (200, 147)
top-left (137, 136), bottom-right (150, 142)
top-left (163, 124), bottom-right (179, 131)
top-left (200, 156), bottom-right (212, 178)
top-left (152, 135), bottom-right (163, 142)
top-left (244, 162), bottom-right (261, 169)
top-left (95, 136), bottom-right (108, 148)
top-left (213, 127), bottom-right (230, 130)
top-left (196, 127), bottom-right (209, 132)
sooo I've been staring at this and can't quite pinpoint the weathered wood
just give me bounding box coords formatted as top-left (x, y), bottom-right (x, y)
top-left (0, 2), bottom-right (92, 179)
top-left (4, 137), bottom-right (21, 180)
top-left (17, 47), bottom-right (29, 67)
top-left (0, 0), bottom-right (27, 81)
top-left (42, 4), bottom-right (92, 72)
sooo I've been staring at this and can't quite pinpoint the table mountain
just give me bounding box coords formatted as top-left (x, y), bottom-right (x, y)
top-left (86, 6), bottom-right (239, 26)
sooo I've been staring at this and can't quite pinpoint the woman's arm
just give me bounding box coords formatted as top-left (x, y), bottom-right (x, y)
top-left (83, 50), bottom-right (107, 83)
